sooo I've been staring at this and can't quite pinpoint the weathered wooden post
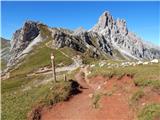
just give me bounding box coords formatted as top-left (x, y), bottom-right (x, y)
top-left (51, 52), bottom-right (56, 82)
top-left (64, 74), bottom-right (67, 81)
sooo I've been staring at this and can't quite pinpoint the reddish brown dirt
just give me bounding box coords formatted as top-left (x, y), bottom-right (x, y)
top-left (41, 89), bottom-right (96, 120)
top-left (75, 70), bottom-right (89, 89)
top-left (41, 71), bottom-right (160, 120)
top-left (139, 88), bottom-right (160, 106)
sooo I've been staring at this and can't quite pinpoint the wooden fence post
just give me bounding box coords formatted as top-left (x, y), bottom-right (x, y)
top-left (64, 74), bottom-right (67, 81)
top-left (51, 53), bottom-right (56, 82)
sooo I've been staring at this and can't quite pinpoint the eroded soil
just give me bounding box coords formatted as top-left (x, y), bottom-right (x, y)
top-left (41, 68), bottom-right (160, 120)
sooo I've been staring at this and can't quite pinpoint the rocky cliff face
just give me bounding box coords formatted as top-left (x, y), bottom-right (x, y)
top-left (90, 11), bottom-right (160, 60)
top-left (1, 37), bottom-right (10, 62)
top-left (8, 21), bottom-right (40, 67)
top-left (50, 27), bottom-right (112, 59)
top-left (1, 37), bottom-right (11, 71)
top-left (7, 11), bottom-right (160, 69)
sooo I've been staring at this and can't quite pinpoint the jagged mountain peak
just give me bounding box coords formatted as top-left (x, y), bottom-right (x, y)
top-left (91, 11), bottom-right (114, 33)
top-left (91, 11), bottom-right (129, 36)
top-left (73, 27), bottom-right (86, 35)
top-left (116, 18), bottom-right (126, 24)
top-left (6, 11), bottom-right (160, 70)
top-left (116, 18), bottom-right (128, 36)
top-left (24, 20), bottom-right (37, 24)
top-left (90, 11), bottom-right (160, 60)
top-left (22, 20), bottom-right (40, 33)
top-left (100, 10), bottom-right (112, 20)
top-left (8, 20), bottom-right (40, 67)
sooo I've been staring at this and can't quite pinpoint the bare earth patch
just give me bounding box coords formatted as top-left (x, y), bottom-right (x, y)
top-left (41, 70), bottom-right (160, 120)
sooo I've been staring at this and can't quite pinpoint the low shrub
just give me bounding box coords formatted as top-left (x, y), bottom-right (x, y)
top-left (130, 89), bottom-right (145, 105)
top-left (138, 103), bottom-right (160, 120)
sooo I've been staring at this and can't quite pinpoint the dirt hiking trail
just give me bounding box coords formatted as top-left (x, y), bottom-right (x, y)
top-left (41, 67), bottom-right (160, 120)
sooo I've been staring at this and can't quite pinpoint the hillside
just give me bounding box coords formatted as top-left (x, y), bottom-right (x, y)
top-left (4, 11), bottom-right (160, 72)
top-left (1, 37), bottom-right (10, 49)
top-left (1, 37), bottom-right (10, 70)
top-left (1, 11), bottom-right (160, 120)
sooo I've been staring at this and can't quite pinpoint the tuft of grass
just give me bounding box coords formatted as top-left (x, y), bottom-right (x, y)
top-left (2, 83), bottom-right (52, 120)
top-left (1, 59), bottom-right (7, 70)
top-left (28, 80), bottom-right (80, 120)
top-left (41, 81), bottom-right (72, 106)
top-left (2, 78), bottom-right (74, 120)
top-left (1, 75), bottom-right (45, 93)
top-left (88, 63), bottom-right (160, 90)
top-left (2, 75), bottom-right (30, 93)
top-left (92, 92), bottom-right (101, 109)
top-left (104, 85), bottom-right (117, 96)
top-left (130, 89), bottom-right (145, 105)
top-left (134, 79), bottom-right (160, 90)
top-left (138, 103), bottom-right (160, 120)
top-left (60, 47), bottom-right (81, 57)
top-left (38, 24), bottom-right (52, 38)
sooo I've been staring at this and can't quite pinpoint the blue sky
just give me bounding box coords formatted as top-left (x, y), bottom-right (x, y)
top-left (1, 1), bottom-right (160, 45)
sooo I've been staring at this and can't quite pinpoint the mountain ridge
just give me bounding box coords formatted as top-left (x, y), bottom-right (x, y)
top-left (1, 37), bottom-right (11, 71)
top-left (4, 11), bottom-right (160, 71)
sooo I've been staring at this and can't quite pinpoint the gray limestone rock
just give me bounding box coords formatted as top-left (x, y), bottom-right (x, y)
top-left (6, 11), bottom-right (160, 71)
top-left (8, 21), bottom-right (40, 67)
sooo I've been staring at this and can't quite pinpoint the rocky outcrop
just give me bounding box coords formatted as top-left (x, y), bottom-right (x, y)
top-left (1, 38), bottom-right (11, 71)
top-left (73, 27), bottom-right (86, 36)
top-left (1, 37), bottom-right (10, 61)
top-left (51, 28), bottom-right (87, 53)
top-left (90, 11), bottom-right (160, 60)
top-left (7, 11), bottom-right (160, 69)
top-left (51, 28), bottom-right (112, 58)
top-left (8, 21), bottom-right (40, 67)
top-left (91, 11), bottom-right (114, 33)
top-left (1, 37), bottom-right (10, 49)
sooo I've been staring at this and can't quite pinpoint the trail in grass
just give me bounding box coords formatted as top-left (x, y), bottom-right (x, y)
top-left (42, 67), bottom-right (148, 120)
top-left (34, 42), bottom-right (82, 74)
top-left (24, 41), bottom-right (83, 89)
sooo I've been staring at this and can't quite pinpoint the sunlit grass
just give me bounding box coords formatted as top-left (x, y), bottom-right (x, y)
top-left (89, 63), bottom-right (160, 89)
top-left (138, 103), bottom-right (160, 120)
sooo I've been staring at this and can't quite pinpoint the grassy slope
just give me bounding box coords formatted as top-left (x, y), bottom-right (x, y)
top-left (138, 103), bottom-right (160, 120)
top-left (2, 83), bottom-right (51, 120)
top-left (2, 41), bottom-right (73, 120)
top-left (89, 63), bottom-right (160, 90)
top-left (1, 37), bottom-right (10, 49)
top-left (1, 38), bottom-right (10, 70)
top-left (2, 79), bottom-right (73, 120)
top-left (89, 62), bottom-right (160, 120)
top-left (2, 45), bottom-right (79, 120)
top-left (2, 24), bottom-right (160, 120)
top-left (10, 40), bottom-right (73, 77)
top-left (2, 25), bottom-right (74, 120)
top-left (1, 59), bottom-right (7, 70)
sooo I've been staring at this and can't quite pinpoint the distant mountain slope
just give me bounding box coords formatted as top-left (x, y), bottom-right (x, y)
top-left (1, 37), bottom-right (11, 70)
top-left (6, 11), bottom-right (160, 71)
top-left (1, 37), bottom-right (10, 49)
top-left (90, 11), bottom-right (160, 60)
